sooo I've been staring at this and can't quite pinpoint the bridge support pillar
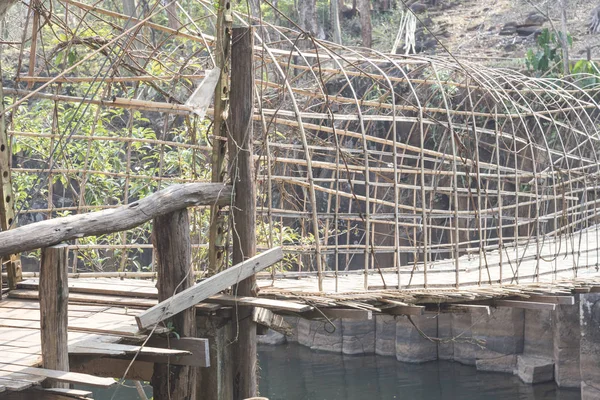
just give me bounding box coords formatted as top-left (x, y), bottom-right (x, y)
top-left (552, 296), bottom-right (581, 388)
top-left (580, 293), bottom-right (600, 399)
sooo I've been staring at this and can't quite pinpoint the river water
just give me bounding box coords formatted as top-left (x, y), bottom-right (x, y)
top-left (257, 344), bottom-right (580, 400)
top-left (88, 343), bottom-right (581, 399)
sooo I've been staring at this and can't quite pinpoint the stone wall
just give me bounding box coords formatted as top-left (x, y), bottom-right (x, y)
top-left (262, 294), bottom-right (600, 396)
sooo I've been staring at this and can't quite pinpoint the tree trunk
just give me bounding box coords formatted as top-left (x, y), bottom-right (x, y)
top-left (248, 0), bottom-right (260, 20)
top-left (166, 2), bottom-right (180, 30)
top-left (331, 0), bottom-right (342, 44)
top-left (297, 0), bottom-right (323, 39)
top-left (358, 0), bottom-right (372, 47)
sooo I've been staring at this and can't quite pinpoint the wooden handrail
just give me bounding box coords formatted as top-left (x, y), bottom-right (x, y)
top-left (0, 183), bottom-right (231, 257)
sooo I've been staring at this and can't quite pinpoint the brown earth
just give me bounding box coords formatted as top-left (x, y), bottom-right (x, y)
top-left (416, 0), bottom-right (600, 64)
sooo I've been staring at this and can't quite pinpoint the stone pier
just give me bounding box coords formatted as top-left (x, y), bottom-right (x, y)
top-left (261, 293), bottom-right (600, 395)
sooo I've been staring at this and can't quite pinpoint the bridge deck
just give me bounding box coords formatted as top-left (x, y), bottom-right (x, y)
top-left (0, 298), bottom-right (134, 396)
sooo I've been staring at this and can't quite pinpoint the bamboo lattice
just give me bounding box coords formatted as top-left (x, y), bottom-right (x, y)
top-left (2, 0), bottom-right (600, 292)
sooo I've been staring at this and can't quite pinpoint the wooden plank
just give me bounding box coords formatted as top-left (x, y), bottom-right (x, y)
top-left (573, 287), bottom-right (591, 293)
top-left (205, 294), bottom-right (312, 312)
top-left (8, 289), bottom-right (157, 308)
top-left (0, 364), bottom-right (116, 387)
top-left (384, 305), bottom-right (425, 316)
top-left (18, 279), bottom-right (157, 299)
top-left (0, 371), bottom-right (45, 385)
top-left (135, 247), bottom-right (283, 329)
top-left (43, 388), bottom-right (93, 397)
top-left (1, 350), bottom-right (42, 367)
top-left (526, 295), bottom-right (575, 305)
top-left (39, 245), bottom-right (70, 389)
top-left (71, 341), bottom-right (191, 357)
top-left (145, 337), bottom-right (210, 367)
top-left (302, 308), bottom-right (373, 320)
top-left (0, 183), bottom-right (232, 258)
top-left (0, 377), bottom-right (34, 391)
top-left (68, 347), bottom-right (126, 356)
top-left (444, 304), bottom-right (491, 315)
top-left (252, 307), bottom-right (292, 336)
top-left (69, 357), bottom-right (153, 382)
top-left (494, 300), bottom-right (557, 311)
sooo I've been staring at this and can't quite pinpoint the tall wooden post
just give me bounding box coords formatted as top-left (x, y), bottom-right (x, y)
top-left (40, 244), bottom-right (69, 389)
top-left (208, 0), bottom-right (232, 276)
top-left (151, 209), bottom-right (197, 400)
top-left (229, 27), bottom-right (257, 400)
top-left (0, 56), bottom-right (22, 291)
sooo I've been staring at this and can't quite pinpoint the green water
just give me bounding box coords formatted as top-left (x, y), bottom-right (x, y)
top-left (89, 344), bottom-right (581, 399)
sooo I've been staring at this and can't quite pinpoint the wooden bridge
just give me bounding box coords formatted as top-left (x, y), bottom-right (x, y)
top-left (3, 0), bottom-right (600, 399)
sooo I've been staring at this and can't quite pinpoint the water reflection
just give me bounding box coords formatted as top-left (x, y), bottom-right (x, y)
top-left (258, 344), bottom-right (580, 400)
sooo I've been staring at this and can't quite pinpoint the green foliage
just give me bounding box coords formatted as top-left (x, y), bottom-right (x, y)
top-left (525, 28), bottom-right (572, 77)
top-left (571, 60), bottom-right (600, 88)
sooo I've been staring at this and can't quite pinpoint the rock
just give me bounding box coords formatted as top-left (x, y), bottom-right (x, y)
top-left (476, 354), bottom-right (517, 373)
top-left (553, 299), bottom-right (581, 388)
top-left (298, 319), bottom-right (343, 353)
top-left (395, 315), bottom-right (438, 363)
top-left (524, 309), bottom-right (554, 358)
top-left (500, 22), bottom-right (517, 35)
top-left (375, 314), bottom-right (396, 356)
top-left (524, 12), bottom-right (547, 26)
top-left (258, 329), bottom-right (287, 345)
top-left (580, 294), bottom-right (600, 394)
top-left (415, 39), bottom-right (437, 53)
top-left (516, 25), bottom-right (542, 37)
top-left (467, 23), bottom-right (484, 32)
top-left (410, 3), bottom-right (428, 13)
top-left (342, 318), bottom-right (375, 355)
top-left (517, 355), bottom-right (554, 384)
top-left (437, 314), bottom-right (454, 360)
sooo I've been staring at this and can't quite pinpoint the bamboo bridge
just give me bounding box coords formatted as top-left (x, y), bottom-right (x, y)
top-left (2, 0), bottom-right (600, 399)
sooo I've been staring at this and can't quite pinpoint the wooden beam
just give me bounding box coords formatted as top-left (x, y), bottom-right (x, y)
top-left (205, 294), bottom-right (313, 313)
top-left (384, 305), bottom-right (425, 316)
top-left (150, 209), bottom-right (197, 400)
top-left (526, 295), bottom-right (575, 305)
top-left (494, 300), bottom-right (557, 311)
top-left (0, 183), bottom-right (232, 258)
top-left (302, 308), bottom-right (373, 320)
top-left (135, 247), bottom-right (283, 330)
top-left (443, 304), bottom-right (491, 315)
top-left (39, 244), bottom-right (69, 389)
top-left (146, 337), bottom-right (210, 368)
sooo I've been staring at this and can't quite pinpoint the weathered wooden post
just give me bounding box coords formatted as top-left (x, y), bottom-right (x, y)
top-left (39, 244), bottom-right (69, 389)
top-left (229, 26), bottom-right (258, 400)
top-left (0, 72), bottom-right (22, 292)
top-left (151, 209), bottom-right (197, 399)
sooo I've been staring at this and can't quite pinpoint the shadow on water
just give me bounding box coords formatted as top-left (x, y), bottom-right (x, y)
top-left (258, 344), bottom-right (581, 400)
